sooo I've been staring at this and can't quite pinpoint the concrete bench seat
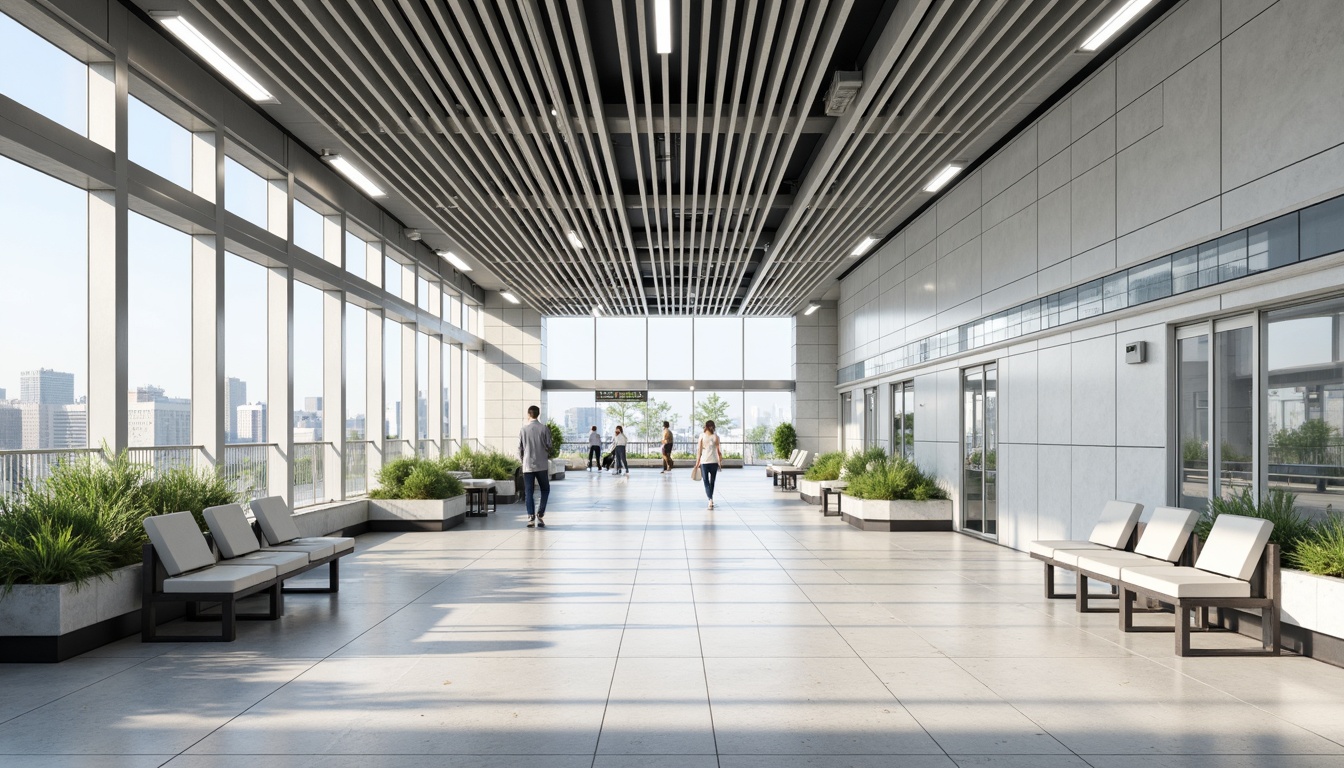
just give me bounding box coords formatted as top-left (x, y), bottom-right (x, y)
top-left (1117, 515), bottom-right (1279, 657)
top-left (142, 511), bottom-right (284, 642)
top-left (1029, 500), bottom-right (1143, 599)
top-left (249, 497), bottom-right (355, 592)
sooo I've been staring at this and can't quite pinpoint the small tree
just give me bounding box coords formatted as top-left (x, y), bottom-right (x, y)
top-left (546, 420), bottom-right (564, 460)
top-left (692, 393), bottom-right (735, 433)
top-left (772, 422), bottom-right (797, 458)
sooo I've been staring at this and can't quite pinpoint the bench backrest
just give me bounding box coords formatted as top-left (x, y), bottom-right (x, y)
top-left (143, 511), bottom-right (216, 576)
top-left (1088, 500), bottom-right (1144, 548)
top-left (204, 503), bottom-right (263, 558)
top-left (1133, 506), bottom-right (1199, 563)
top-left (250, 495), bottom-right (302, 545)
top-left (1195, 515), bottom-right (1274, 581)
top-left (787, 449), bottom-right (801, 463)
top-left (793, 450), bottom-right (810, 468)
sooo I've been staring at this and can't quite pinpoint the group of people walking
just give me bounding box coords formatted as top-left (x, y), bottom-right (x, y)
top-left (518, 406), bottom-right (724, 525)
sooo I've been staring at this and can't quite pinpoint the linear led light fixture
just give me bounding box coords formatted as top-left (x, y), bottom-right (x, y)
top-left (804, 303), bottom-right (821, 316)
top-left (151, 14), bottom-right (275, 102)
top-left (923, 164), bottom-right (963, 193)
top-left (321, 153), bottom-right (386, 198)
top-left (850, 236), bottom-right (880, 258)
top-left (566, 230), bottom-right (584, 249)
top-left (1080, 0), bottom-right (1154, 51)
top-left (500, 290), bottom-right (520, 305)
top-left (436, 250), bottom-right (471, 272)
top-left (654, 0), bottom-right (673, 54)
top-left (591, 305), bottom-right (603, 316)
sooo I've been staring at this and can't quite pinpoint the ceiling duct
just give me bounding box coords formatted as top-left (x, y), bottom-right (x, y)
top-left (824, 71), bottom-right (864, 116)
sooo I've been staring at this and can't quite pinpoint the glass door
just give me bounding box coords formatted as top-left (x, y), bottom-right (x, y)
top-left (962, 363), bottom-right (998, 537)
top-left (864, 386), bottom-right (880, 448)
top-left (1176, 315), bottom-right (1257, 510)
top-left (891, 381), bottom-right (914, 458)
top-left (1176, 327), bottom-right (1211, 510)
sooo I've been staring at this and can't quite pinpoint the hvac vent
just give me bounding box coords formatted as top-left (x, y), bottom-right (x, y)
top-left (824, 71), bottom-right (863, 116)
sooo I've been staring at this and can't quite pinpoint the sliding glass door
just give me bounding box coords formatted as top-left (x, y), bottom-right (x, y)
top-left (962, 363), bottom-right (997, 538)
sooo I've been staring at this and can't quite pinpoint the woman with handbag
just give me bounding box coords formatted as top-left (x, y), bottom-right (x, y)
top-left (611, 424), bottom-right (630, 475)
top-left (692, 420), bottom-right (722, 509)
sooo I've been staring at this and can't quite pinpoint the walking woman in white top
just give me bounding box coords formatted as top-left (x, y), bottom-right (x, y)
top-left (692, 420), bottom-right (722, 509)
top-left (611, 425), bottom-right (630, 474)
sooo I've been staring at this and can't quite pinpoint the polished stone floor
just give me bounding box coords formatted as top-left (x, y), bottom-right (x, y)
top-left (4, 468), bottom-right (1344, 768)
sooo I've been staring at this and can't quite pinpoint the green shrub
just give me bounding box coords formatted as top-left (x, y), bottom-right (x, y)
top-left (0, 450), bottom-right (239, 589)
top-left (846, 455), bottom-right (947, 501)
top-left (1195, 488), bottom-right (1314, 564)
top-left (441, 446), bottom-right (521, 481)
top-left (371, 457), bottom-right (464, 500)
top-left (803, 451), bottom-right (845, 482)
top-left (546, 421), bottom-right (564, 460)
top-left (772, 422), bottom-right (797, 459)
top-left (1292, 514), bottom-right (1344, 578)
top-left (843, 446), bottom-right (888, 479)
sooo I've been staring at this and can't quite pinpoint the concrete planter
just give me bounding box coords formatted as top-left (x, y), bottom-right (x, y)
top-left (841, 497), bottom-right (953, 531)
top-left (0, 564), bottom-right (144, 663)
top-left (549, 459), bottom-right (567, 480)
top-left (368, 495), bottom-right (468, 531)
top-left (798, 477), bottom-right (842, 504)
top-left (1280, 568), bottom-right (1344, 641)
top-left (494, 479), bottom-right (518, 504)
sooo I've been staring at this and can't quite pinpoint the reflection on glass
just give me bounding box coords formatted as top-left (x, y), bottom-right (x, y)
top-left (1177, 334), bottom-right (1210, 510)
top-left (1301, 196), bottom-right (1344, 261)
top-left (962, 365), bottom-right (997, 537)
top-left (1214, 326), bottom-right (1254, 499)
top-left (841, 392), bottom-right (861, 452)
top-left (1267, 297), bottom-right (1344, 518)
top-left (864, 386), bottom-right (880, 448)
top-left (892, 381), bottom-right (914, 459)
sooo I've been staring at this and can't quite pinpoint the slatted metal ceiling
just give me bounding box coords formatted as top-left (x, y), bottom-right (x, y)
top-left (142, 0), bottom-right (1155, 316)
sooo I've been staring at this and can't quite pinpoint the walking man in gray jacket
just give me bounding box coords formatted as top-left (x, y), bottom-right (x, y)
top-left (518, 405), bottom-right (552, 527)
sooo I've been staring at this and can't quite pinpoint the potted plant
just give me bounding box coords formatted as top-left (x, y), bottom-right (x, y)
top-left (773, 422), bottom-right (797, 462)
top-left (798, 450), bottom-right (845, 504)
top-left (0, 451), bottom-right (237, 662)
top-left (367, 457), bottom-right (467, 531)
top-left (841, 454), bottom-right (951, 531)
top-left (546, 421), bottom-right (567, 479)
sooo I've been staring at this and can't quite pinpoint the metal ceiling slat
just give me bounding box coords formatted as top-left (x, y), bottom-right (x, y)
top-left (630, 0), bottom-right (670, 315)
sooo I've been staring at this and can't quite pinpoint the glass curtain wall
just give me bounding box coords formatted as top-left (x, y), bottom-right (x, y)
top-left (127, 214), bottom-right (191, 452)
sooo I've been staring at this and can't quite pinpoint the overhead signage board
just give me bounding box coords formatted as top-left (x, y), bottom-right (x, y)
top-left (595, 389), bottom-right (648, 403)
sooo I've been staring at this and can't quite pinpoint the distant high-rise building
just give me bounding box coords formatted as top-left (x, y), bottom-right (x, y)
top-left (0, 387), bottom-right (7, 400)
top-left (237, 402), bottom-right (267, 443)
top-left (0, 404), bottom-right (21, 449)
top-left (564, 406), bottom-right (601, 440)
top-left (128, 388), bottom-right (191, 447)
top-left (226, 377), bottom-right (247, 442)
top-left (345, 414), bottom-right (366, 440)
top-left (304, 396), bottom-right (323, 413)
top-left (20, 402), bottom-right (86, 449)
top-left (21, 368), bottom-right (74, 405)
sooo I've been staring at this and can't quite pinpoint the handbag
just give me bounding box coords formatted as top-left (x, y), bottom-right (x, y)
top-left (691, 466), bottom-right (702, 482)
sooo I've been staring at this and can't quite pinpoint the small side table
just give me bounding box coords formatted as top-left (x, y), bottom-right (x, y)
top-left (462, 479), bottom-right (497, 517)
top-left (821, 484), bottom-right (846, 517)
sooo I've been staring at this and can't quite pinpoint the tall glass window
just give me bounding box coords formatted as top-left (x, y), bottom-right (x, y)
top-left (224, 253), bottom-right (268, 443)
top-left (743, 318), bottom-right (793, 380)
top-left (1176, 330), bottom-right (1210, 510)
top-left (648, 390), bottom-right (693, 449)
top-left (647, 318), bottom-right (692, 379)
top-left (962, 363), bottom-right (998, 538)
top-left (0, 12), bottom-right (88, 136)
top-left (128, 96), bottom-right (193, 190)
top-left (547, 390), bottom-right (598, 449)
top-left (694, 390), bottom-right (743, 446)
top-left (224, 156), bottom-right (269, 229)
top-left (292, 281), bottom-right (324, 441)
top-left (128, 213), bottom-right (191, 447)
top-left (891, 381), bottom-right (915, 459)
top-left (442, 340), bottom-right (454, 441)
top-left (694, 318), bottom-right (743, 379)
top-left (293, 200), bottom-right (324, 258)
top-left (345, 304), bottom-right (367, 440)
top-left (416, 332), bottom-right (429, 441)
top-left (545, 317), bottom-right (596, 379)
top-left (1267, 297), bottom-right (1344, 517)
top-left (344, 231), bottom-right (367, 282)
top-left (1214, 323), bottom-right (1255, 499)
top-left (0, 154), bottom-right (89, 450)
top-left (744, 390), bottom-right (791, 459)
top-left (385, 318), bottom-right (402, 440)
top-left (596, 318), bottom-right (647, 379)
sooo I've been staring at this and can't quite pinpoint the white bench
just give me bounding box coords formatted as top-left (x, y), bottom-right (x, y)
top-left (1117, 514), bottom-right (1279, 657)
top-left (767, 450), bottom-right (809, 486)
top-left (1057, 506), bottom-right (1199, 612)
top-left (765, 449), bottom-right (801, 468)
top-left (1029, 500), bottom-right (1143, 599)
top-left (141, 511), bottom-right (286, 642)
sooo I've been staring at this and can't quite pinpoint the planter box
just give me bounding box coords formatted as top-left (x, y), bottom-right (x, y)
top-left (368, 496), bottom-right (467, 531)
top-left (495, 479), bottom-right (518, 504)
top-left (0, 564), bottom-right (148, 663)
top-left (841, 497), bottom-right (953, 531)
top-left (1280, 569), bottom-right (1344, 641)
top-left (798, 478), bottom-right (843, 504)
top-left (549, 459), bottom-right (567, 480)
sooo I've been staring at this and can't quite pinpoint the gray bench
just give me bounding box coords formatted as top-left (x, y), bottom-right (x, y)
top-left (1028, 500), bottom-right (1143, 600)
top-left (248, 496), bottom-right (355, 592)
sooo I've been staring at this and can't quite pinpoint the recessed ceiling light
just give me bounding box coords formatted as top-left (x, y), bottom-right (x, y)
top-left (654, 0), bottom-right (673, 54)
top-left (321, 154), bottom-right (386, 197)
top-left (436, 250), bottom-right (471, 272)
top-left (850, 236), bottom-right (880, 257)
top-left (500, 290), bottom-right (520, 305)
top-left (152, 15), bottom-right (275, 102)
top-left (804, 303), bottom-right (821, 316)
top-left (566, 230), bottom-right (584, 249)
top-left (923, 164), bottom-right (963, 193)
top-left (1080, 0), bottom-right (1154, 52)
